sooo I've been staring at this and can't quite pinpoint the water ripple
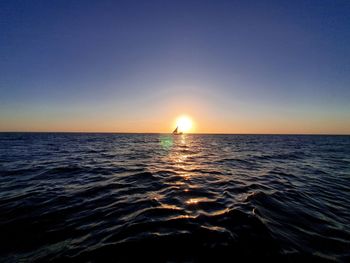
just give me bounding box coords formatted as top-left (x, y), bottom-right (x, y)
top-left (0, 133), bottom-right (349, 262)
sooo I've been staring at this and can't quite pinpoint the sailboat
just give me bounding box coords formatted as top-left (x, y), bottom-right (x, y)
top-left (172, 126), bottom-right (183, 135)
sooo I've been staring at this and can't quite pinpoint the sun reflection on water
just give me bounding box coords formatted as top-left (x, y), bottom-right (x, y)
top-left (185, 198), bottom-right (209, 205)
top-left (157, 134), bottom-right (209, 211)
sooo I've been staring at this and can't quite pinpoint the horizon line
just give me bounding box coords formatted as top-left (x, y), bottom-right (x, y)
top-left (0, 131), bottom-right (349, 136)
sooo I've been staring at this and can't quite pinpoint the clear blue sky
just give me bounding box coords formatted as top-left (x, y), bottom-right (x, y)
top-left (1, 0), bottom-right (349, 133)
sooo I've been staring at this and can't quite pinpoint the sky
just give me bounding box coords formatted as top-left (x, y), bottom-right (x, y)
top-left (1, 0), bottom-right (349, 134)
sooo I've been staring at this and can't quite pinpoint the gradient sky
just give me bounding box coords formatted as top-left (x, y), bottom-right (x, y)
top-left (1, 0), bottom-right (349, 134)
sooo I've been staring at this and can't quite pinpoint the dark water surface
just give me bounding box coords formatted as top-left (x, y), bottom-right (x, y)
top-left (0, 133), bottom-right (349, 262)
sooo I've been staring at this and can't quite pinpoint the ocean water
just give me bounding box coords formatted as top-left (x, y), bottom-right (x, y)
top-left (0, 133), bottom-right (349, 262)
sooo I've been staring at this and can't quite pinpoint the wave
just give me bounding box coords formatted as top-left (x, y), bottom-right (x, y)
top-left (0, 133), bottom-right (349, 262)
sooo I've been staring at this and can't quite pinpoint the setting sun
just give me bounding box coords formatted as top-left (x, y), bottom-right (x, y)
top-left (176, 116), bottom-right (193, 133)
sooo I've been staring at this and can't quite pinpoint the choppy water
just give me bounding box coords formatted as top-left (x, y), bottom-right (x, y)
top-left (0, 133), bottom-right (349, 262)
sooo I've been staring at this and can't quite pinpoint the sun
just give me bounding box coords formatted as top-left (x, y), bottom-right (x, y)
top-left (176, 116), bottom-right (193, 133)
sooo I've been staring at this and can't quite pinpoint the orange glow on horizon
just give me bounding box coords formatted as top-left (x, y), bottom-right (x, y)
top-left (1, 99), bottom-right (349, 134)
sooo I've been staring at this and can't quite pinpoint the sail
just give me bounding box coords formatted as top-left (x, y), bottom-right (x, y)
top-left (173, 126), bottom-right (178, 134)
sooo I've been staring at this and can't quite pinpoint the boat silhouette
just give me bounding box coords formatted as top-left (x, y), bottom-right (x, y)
top-left (172, 126), bottom-right (183, 135)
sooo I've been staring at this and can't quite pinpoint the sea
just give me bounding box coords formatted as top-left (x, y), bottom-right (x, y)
top-left (0, 133), bottom-right (349, 262)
